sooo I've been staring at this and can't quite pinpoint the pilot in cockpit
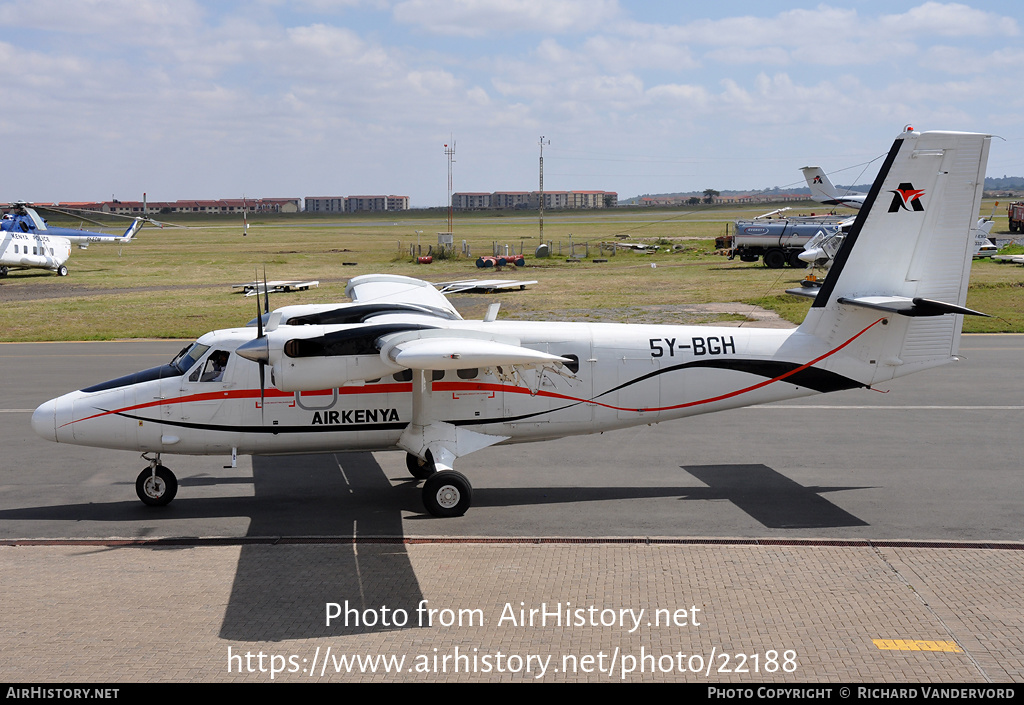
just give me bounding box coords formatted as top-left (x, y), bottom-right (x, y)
top-left (200, 351), bottom-right (230, 382)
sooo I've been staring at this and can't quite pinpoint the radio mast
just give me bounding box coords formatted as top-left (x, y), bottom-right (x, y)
top-left (538, 136), bottom-right (549, 243)
top-left (444, 138), bottom-right (456, 235)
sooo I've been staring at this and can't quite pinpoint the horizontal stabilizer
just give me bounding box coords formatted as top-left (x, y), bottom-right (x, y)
top-left (837, 295), bottom-right (989, 317)
top-left (786, 287), bottom-right (818, 299)
top-left (387, 337), bottom-right (570, 371)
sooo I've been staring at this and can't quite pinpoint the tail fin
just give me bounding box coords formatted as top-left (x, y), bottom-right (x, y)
top-left (799, 129), bottom-right (991, 384)
top-left (802, 166), bottom-right (840, 201)
top-left (119, 217), bottom-right (144, 241)
top-left (802, 166), bottom-right (865, 209)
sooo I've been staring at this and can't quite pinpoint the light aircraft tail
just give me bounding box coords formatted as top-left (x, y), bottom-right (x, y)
top-left (119, 217), bottom-right (144, 241)
top-left (798, 129), bottom-right (991, 385)
top-left (801, 166), bottom-right (865, 209)
top-left (801, 166), bottom-right (841, 201)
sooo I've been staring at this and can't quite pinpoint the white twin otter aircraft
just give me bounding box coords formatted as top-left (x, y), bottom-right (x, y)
top-left (33, 128), bottom-right (991, 517)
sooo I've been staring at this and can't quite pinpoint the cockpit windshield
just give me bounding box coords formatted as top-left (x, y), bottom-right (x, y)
top-left (170, 342), bottom-right (210, 374)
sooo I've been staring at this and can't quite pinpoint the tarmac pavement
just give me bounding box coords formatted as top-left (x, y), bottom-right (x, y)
top-left (1, 337), bottom-right (1021, 683)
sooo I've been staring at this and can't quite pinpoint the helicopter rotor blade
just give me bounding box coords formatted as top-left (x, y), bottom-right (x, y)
top-left (32, 205), bottom-right (189, 229)
top-left (30, 205), bottom-right (110, 228)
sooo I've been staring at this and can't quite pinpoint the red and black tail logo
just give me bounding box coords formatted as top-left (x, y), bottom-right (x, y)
top-left (813, 175), bottom-right (823, 184)
top-left (888, 183), bottom-right (925, 212)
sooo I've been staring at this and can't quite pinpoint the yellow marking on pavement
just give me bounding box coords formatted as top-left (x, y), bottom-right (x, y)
top-left (873, 639), bottom-right (962, 653)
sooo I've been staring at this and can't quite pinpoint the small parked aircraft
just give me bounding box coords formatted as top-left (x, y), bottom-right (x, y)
top-left (799, 214), bottom-right (998, 268)
top-left (1, 202), bottom-right (144, 277)
top-left (32, 128), bottom-right (992, 517)
top-left (801, 167), bottom-right (868, 210)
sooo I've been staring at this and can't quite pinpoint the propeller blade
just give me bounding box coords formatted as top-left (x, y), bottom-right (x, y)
top-left (262, 266), bottom-right (270, 316)
top-left (255, 268), bottom-right (264, 338)
top-left (255, 268), bottom-right (265, 422)
top-left (258, 363), bottom-right (266, 423)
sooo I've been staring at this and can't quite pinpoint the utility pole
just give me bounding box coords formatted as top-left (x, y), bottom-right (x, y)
top-left (538, 136), bottom-right (549, 243)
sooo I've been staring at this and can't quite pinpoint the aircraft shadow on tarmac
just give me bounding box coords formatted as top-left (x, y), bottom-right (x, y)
top-left (223, 456), bottom-right (868, 640)
top-left (0, 453), bottom-right (869, 641)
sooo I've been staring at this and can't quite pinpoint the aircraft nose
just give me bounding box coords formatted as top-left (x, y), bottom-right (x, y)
top-left (799, 248), bottom-right (823, 264)
top-left (31, 399), bottom-right (57, 442)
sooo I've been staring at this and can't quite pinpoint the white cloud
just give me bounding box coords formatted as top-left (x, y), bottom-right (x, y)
top-left (393, 0), bottom-right (620, 37)
top-left (880, 2), bottom-right (1019, 38)
top-left (2, 1), bottom-right (1022, 204)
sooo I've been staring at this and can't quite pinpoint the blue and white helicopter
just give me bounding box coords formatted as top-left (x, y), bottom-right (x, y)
top-left (0, 201), bottom-right (153, 277)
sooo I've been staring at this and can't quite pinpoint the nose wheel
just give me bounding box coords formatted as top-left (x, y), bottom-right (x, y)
top-left (136, 464), bottom-right (178, 506)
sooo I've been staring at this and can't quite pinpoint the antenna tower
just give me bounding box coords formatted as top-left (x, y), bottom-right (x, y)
top-left (444, 139), bottom-right (456, 235)
top-left (538, 136), bottom-right (550, 243)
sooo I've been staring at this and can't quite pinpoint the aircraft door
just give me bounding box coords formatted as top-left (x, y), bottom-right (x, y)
top-left (516, 338), bottom-right (593, 427)
top-left (608, 344), bottom-right (661, 421)
top-left (177, 349), bottom-right (242, 453)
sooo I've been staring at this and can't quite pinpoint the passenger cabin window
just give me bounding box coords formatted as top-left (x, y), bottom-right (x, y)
top-left (457, 368), bottom-right (478, 379)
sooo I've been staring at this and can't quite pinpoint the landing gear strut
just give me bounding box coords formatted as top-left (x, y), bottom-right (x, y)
top-left (406, 451), bottom-right (436, 480)
top-left (136, 454), bottom-right (177, 506)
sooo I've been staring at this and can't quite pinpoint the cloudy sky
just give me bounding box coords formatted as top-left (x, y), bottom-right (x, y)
top-left (2, 0), bottom-right (1020, 206)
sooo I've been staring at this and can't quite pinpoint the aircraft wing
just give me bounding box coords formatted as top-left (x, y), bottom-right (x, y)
top-left (435, 279), bottom-right (538, 294)
top-left (233, 280), bottom-right (320, 296)
top-left (346, 274), bottom-right (462, 319)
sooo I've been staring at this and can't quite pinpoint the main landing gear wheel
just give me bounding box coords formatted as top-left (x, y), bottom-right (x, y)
top-left (422, 470), bottom-right (472, 518)
top-left (136, 465), bottom-right (178, 506)
top-left (56, 265), bottom-right (68, 277)
top-left (406, 452), bottom-right (437, 480)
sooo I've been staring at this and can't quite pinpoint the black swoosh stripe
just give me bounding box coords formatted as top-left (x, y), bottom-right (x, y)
top-left (594, 359), bottom-right (863, 400)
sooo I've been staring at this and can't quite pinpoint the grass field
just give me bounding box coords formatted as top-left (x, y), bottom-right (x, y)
top-left (2, 200), bottom-right (1022, 342)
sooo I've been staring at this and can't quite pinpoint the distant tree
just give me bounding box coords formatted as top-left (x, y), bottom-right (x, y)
top-left (703, 188), bottom-right (720, 204)
top-left (688, 196), bottom-right (701, 206)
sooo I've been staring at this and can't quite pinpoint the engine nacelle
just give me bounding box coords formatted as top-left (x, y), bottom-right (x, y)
top-left (236, 323), bottom-right (427, 392)
top-left (271, 354), bottom-right (402, 392)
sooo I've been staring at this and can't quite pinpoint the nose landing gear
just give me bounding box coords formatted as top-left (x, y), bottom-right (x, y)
top-left (136, 454), bottom-right (177, 506)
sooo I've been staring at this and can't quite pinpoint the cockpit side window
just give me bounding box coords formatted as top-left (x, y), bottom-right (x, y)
top-left (192, 350), bottom-right (232, 383)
